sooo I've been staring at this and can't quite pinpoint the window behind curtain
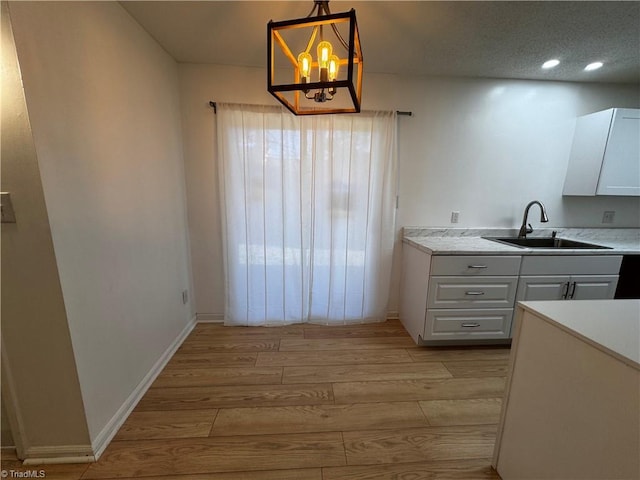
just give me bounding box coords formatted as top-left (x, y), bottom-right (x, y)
top-left (217, 103), bottom-right (397, 326)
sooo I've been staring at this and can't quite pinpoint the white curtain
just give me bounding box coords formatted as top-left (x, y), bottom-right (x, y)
top-left (216, 103), bottom-right (397, 326)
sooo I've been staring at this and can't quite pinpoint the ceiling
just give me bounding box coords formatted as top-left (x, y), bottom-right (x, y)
top-left (121, 1), bottom-right (640, 84)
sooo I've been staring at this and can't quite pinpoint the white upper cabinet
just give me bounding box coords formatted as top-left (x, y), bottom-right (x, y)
top-left (563, 108), bottom-right (640, 196)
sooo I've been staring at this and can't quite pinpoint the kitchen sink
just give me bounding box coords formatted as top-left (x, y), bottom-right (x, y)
top-left (484, 237), bottom-right (611, 249)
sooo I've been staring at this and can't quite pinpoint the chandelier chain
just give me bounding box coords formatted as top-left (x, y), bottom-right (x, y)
top-left (304, 1), bottom-right (349, 52)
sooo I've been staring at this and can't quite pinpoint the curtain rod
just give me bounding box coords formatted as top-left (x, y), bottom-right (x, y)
top-left (209, 101), bottom-right (411, 116)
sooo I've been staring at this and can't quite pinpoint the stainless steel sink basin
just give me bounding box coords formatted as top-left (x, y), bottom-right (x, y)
top-left (484, 237), bottom-right (611, 249)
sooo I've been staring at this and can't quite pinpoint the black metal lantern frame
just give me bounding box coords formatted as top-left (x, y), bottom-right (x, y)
top-left (267, 4), bottom-right (363, 115)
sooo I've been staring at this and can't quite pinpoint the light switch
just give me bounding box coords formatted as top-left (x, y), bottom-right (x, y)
top-left (1, 192), bottom-right (16, 223)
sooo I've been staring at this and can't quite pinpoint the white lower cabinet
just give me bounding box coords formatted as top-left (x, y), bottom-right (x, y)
top-left (400, 244), bottom-right (624, 346)
top-left (517, 275), bottom-right (619, 301)
top-left (516, 256), bottom-right (622, 302)
top-left (422, 255), bottom-right (521, 343)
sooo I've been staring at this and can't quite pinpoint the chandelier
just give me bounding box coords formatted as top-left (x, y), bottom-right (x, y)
top-left (267, 1), bottom-right (363, 115)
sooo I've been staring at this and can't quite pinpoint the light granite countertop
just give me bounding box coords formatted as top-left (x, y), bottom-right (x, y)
top-left (403, 227), bottom-right (640, 255)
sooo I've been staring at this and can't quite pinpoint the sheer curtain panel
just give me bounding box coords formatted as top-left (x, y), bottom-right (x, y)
top-left (217, 103), bottom-right (397, 326)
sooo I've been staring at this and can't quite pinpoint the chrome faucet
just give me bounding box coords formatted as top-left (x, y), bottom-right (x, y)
top-left (518, 200), bottom-right (549, 238)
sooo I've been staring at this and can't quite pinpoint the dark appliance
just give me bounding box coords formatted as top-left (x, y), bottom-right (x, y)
top-left (614, 255), bottom-right (640, 299)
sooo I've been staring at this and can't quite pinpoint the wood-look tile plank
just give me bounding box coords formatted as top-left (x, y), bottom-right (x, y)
top-left (322, 458), bottom-right (500, 480)
top-left (210, 402), bottom-right (428, 436)
top-left (419, 398), bottom-right (502, 426)
top-left (342, 425), bottom-right (496, 466)
top-left (408, 347), bottom-right (511, 363)
top-left (332, 377), bottom-right (506, 404)
top-left (183, 333), bottom-right (300, 344)
top-left (0, 458), bottom-right (89, 480)
top-left (135, 383), bottom-right (334, 411)
top-left (152, 366), bottom-right (283, 388)
top-left (113, 409), bottom-right (218, 441)
top-left (180, 337), bottom-right (283, 347)
top-left (443, 360), bottom-right (509, 378)
top-left (303, 320), bottom-right (403, 329)
top-left (303, 325), bottom-right (409, 339)
top-left (279, 337), bottom-right (414, 351)
top-left (282, 362), bottom-right (452, 384)
top-left (81, 433), bottom-right (345, 479)
top-left (109, 469), bottom-right (322, 480)
top-left (256, 349), bottom-right (413, 367)
top-left (177, 339), bottom-right (279, 354)
top-left (164, 352), bottom-right (258, 370)
top-left (192, 324), bottom-right (305, 338)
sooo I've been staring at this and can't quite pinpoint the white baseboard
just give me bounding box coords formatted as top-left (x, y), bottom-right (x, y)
top-left (196, 313), bottom-right (224, 323)
top-left (22, 445), bottom-right (95, 465)
top-left (387, 311), bottom-right (399, 320)
top-left (88, 316), bottom-right (197, 460)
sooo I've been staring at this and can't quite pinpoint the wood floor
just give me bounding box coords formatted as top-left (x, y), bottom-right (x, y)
top-left (1, 320), bottom-right (509, 479)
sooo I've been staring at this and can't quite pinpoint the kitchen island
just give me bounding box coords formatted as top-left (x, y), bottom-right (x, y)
top-left (492, 300), bottom-right (640, 479)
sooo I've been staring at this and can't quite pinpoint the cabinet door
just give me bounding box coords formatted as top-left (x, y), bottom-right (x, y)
top-left (570, 275), bottom-right (619, 300)
top-left (597, 109), bottom-right (640, 196)
top-left (516, 275), bottom-right (570, 301)
top-left (562, 109), bottom-right (613, 196)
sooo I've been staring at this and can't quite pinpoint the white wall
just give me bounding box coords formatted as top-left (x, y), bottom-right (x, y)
top-left (1, 2), bottom-right (91, 456)
top-left (393, 76), bottom-right (640, 229)
top-left (9, 1), bottom-right (194, 447)
top-left (179, 63), bottom-right (639, 316)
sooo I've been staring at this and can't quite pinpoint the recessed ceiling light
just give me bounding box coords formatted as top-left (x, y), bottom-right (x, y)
top-left (542, 59), bottom-right (560, 69)
top-left (584, 62), bottom-right (604, 71)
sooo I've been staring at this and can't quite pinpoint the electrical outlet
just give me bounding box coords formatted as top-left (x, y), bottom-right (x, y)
top-left (602, 211), bottom-right (615, 224)
top-left (450, 211), bottom-right (460, 224)
top-left (182, 290), bottom-right (189, 304)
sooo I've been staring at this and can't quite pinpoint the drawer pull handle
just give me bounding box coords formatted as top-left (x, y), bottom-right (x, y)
top-left (465, 291), bottom-right (485, 296)
top-left (461, 323), bottom-right (481, 328)
top-left (468, 265), bottom-right (487, 269)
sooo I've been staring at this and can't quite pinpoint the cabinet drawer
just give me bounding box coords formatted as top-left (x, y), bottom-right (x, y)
top-left (431, 255), bottom-right (521, 276)
top-left (424, 308), bottom-right (513, 339)
top-left (428, 276), bottom-right (518, 309)
top-left (520, 255), bottom-right (622, 275)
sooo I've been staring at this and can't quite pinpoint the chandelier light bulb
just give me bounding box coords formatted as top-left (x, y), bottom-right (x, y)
top-left (328, 55), bottom-right (339, 81)
top-left (328, 54), bottom-right (339, 95)
top-left (542, 59), bottom-right (560, 69)
top-left (298, 52), bottom-right (312, 82)
top-left (317, 41), bottom-right (333, 81)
